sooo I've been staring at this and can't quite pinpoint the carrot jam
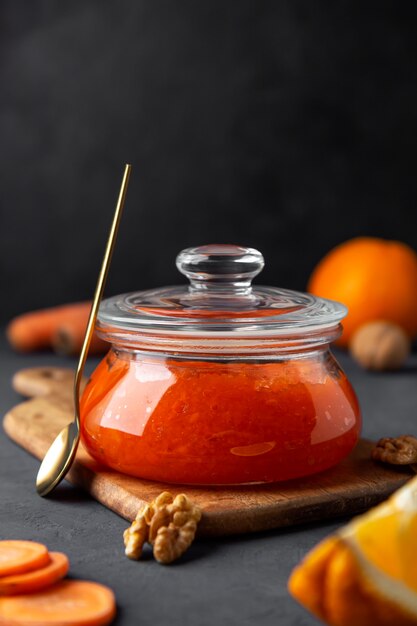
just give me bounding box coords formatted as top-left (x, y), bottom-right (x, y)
top-left (80, 349), bottom-right (361, 485)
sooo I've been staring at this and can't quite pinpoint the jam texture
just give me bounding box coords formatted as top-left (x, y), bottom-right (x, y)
top-left (80, 350), bottom-right (361, 484)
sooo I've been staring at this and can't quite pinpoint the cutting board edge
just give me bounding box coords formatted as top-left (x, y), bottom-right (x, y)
top-left (4, 410), bottom-right (412, 536)
top-left (4, 366), bottom-right (415, 537)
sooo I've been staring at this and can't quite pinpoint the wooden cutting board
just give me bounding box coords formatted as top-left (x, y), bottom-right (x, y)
top-left (3, 367), bottom-right (413, 537)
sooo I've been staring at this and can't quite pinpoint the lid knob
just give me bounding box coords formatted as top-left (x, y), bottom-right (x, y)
top-left (176, 244), bottom-right (264, 293)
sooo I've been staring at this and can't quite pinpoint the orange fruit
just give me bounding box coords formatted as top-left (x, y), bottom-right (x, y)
top-left (288, 475), bottom-right (417, 626)
top-left (308, 237), bottom-right (417, 347)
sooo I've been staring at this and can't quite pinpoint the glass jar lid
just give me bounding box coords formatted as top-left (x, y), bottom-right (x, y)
top-left (98, 245), bottom-right (347, 341)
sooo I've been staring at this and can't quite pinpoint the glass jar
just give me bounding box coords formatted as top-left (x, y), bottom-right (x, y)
top-left (80, 245), bottom-right (361, 485)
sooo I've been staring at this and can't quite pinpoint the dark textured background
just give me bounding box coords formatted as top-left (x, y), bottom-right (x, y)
top-left (1, 1), bottom-right (416, 322)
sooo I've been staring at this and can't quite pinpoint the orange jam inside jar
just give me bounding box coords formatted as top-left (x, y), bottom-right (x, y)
top-left (80, 245), bottom-right (361, 485)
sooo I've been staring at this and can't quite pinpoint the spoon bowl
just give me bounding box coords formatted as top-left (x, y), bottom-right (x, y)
top-left (36, 421), bottom-right (80, 496)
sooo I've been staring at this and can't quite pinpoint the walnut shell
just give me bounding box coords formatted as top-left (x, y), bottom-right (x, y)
top-left (349, 321), bottom-right (410, 371)
top-left (123, 492), bottom-right (201, 565)
top-left (372, 435), bottom-right (417, 465)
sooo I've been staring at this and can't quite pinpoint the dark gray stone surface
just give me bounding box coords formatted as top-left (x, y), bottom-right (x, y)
top-left (0, 335), bottom-right (416, 625)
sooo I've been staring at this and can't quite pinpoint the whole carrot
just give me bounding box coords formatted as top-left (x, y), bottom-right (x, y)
top-left (6, 302), bottom-right (107, 355)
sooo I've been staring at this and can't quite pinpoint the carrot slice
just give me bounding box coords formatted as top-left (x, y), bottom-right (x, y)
top-left (0, 552), bottom-right (69, 596)
top-left (0, 580), bottom-right (116, 625)
top-left (0, 541), bottom-right (50, 577)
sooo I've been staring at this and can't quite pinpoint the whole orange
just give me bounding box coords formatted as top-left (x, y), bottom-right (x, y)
top-left (308, 237), bottom-right (417, 347)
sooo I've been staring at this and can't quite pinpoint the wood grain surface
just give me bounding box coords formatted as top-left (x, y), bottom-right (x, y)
top-left (3, 367), bottom-right (413, 536)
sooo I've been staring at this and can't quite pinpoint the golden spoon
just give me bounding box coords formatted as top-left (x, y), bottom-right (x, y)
top-left (36, 163), bottom-right (131, 497)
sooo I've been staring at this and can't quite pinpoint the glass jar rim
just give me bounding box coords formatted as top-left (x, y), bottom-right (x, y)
top-left (97, 244), bottom-right (347, 354)
top-left (96, 321), bottom-right (343, 359)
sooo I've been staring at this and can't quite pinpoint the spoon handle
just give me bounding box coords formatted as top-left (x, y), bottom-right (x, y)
top-left (73, 164), bottom-right (131, 421)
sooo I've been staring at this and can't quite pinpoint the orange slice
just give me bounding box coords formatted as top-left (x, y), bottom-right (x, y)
top-left (0, 579), bottom-right (116, 625)
top-left (0, 552), bottom-right (69, 596)
top-left (0, 541), bottom-right (50, 577)
top-left (289, 475), bottom-right (417, 626)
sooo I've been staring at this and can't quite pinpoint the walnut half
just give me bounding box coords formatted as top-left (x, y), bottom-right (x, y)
top-left (123, 503), bottom-right (154, 560)
top-left (123, 492), bottom-right (202, 564)
top-left (372, 435), bottom-right (417, 469)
